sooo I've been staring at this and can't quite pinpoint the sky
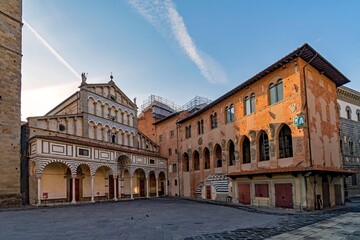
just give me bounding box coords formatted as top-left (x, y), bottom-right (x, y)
top-left (22, 0), bottom-right (360, 120)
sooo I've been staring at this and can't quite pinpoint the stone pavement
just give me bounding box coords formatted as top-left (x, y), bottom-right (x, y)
top-left (267, 212), bottom-right (360, 240)
top-left (0, 198), bottom-right (359, 240)
top-left (0, 198), bottom-right (285, 240)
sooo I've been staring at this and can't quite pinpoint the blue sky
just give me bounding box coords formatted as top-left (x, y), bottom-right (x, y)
top-left (22, 0), bottom-right (360, 120)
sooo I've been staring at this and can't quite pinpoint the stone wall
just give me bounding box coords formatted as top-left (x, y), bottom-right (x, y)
top-left (0, 0), bottom-right (22, 206)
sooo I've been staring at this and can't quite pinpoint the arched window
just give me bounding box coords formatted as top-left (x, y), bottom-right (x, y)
top-left (210, 112), bottom-right (218, 129)
top-left (226, 104), bottom-right (235, 123)
top-left (259, 131), bottom-right (269, 161)
top-left (182, 153), bottom-right (190, 172)
top-left (242, 137), bottom-right (251, 164)
top-left (111, 134), bottom-right (116, 144)
top-left (204, 148), bottom-right (210, 169)
top-left (214, 144), bottom-right (222, 168)
top-left (346, 106), bottom-right (352, 120)
top-left (340, 140), bottom-right (343, 154)
top-left (193, 151), bottom-right (200, 171)
top-left (357, 110), bottom-right (360, 122)
top-left (228, 140), bottom-right (235, 166)
top-left (278, 125), bottom-right (293, 158)
top-left (349, 140), bottom-right (354, 155)
top-left (269, 79), bottom-right (283, 105)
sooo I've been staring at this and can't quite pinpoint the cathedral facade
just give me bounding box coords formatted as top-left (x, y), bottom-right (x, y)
top-left (24, 77), bottom-right (167, 205)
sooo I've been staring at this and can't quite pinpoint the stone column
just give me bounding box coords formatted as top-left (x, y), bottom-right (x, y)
top-left (71, 175), bottom-right (76, 204)
top-left (65, 118), bottom-right (69, 134)
top-left (155, 175), bottom-right (159, 197)
top-left (118, 177), bottom-right (122, 200)
top-left (130, 175), bottom-right (134, 199)
top-left (113, 175), bottom-right (118, 201)
top-left (146, 176), bottom-right (150, 198)
top-left (37, 176), bottom-right (42, 206)
top-left (94, 102), bottom-right (97, 116)
top-left (91, 175), bottom-right (95, 203)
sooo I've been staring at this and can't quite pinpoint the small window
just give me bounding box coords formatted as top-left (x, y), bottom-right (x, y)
top-left (59, 124), bottom-right (66, 132)
top-left (357, 111), bottom-right (360, 122)
top-left (149, 159), bottom-right (155, 165)
top-left (198, 120), bottom-right (204, 135)
top-left (159, 134), bottom-right (163, 142)
top-left (185, 125), bottom-right (191, 138)
top-left (174, 179), bottom-right (178, 186)
top-left (168, 148), bottom-right (172, 156)
top-left (279, 125), bottom-right (293, 158)
top-left (210, 113), bottom-right (218, 129)
top-left (245, 93), bottom-right (256, 115)
top-left (79, 148), bottom-right (89, 156)
top-left (170, 130), bottom-right (175, 138)
top-left (172, 163), bottom-right (177, 173)
top-left (175, 149), bottom-right (178, 154)
top-left (226, 104), bottom-right (235, 123)
top-left (109, 95), bottom-right (116, 101)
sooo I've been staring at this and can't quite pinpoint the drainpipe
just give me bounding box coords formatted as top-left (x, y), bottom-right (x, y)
top-left (301, 52), bottom-right (318, 167)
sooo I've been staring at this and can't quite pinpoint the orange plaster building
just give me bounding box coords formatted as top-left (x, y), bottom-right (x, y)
top-left (138, 44), bottom-right (354, 211)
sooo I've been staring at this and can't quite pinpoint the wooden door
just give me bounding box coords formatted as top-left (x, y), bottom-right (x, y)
top-left (322, 181), bottom-right (330, 208)
top-left (75, 179), bottom-right (80, 201)
top-left (275, 183), bottom-right (293, 209)
top-left (140, 180), bottom-right (145, 197)
top-left (109, 175), bottom-right (114, 199)
top-left (238, 184), bottom-right (251, 204)
top-left (334, 184), bottom-right (342, 206)
top-left (206, 186), bottom-right (211, 199)
top-left (69, 179), bottom-right (80, 201)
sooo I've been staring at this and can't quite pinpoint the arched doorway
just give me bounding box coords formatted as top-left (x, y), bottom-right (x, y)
top-left (182, 153), bottom-right (190, 172)
top-left (41, 162), bottom-right (71, 203)
top-left (149, 171), bottom-right (157, 197)
top-left (133, 168), bottom-right (146, 197)
top-left (76, 164), bottom-right (91, 201)
top-left (94, 166), bottom-right (113, 201)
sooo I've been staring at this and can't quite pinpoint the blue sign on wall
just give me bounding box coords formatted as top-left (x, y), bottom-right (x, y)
top-left (294, 115), bottom-right (306, 127)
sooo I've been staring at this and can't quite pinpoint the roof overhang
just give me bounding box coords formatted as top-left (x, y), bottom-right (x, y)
top-left (227, 166), bottom-right (355, 179)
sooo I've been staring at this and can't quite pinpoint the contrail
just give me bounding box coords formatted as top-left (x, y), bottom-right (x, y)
top-left (23, 20), bottom-right (80, 79)
top-left (128, 0), bottom-right (227, 84)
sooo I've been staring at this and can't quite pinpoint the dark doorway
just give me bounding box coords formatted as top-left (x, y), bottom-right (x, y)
top-left (322, 177), bottom-right (330, 208)
top-left (206, 186), bottom-right (211, 199)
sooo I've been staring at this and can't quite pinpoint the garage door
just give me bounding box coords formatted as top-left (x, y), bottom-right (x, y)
top-left (275, 183), bottom-right (293, 209)
top-left (238, 184), bottom-right (251, 204)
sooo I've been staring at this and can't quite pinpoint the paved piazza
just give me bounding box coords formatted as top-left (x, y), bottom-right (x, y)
top-left (0, 198), bottom-right (359, 240)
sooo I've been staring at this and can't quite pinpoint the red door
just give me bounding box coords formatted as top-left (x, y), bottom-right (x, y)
top-left (109, 175), bottom-right (114, 199)
top-left (70, 179), bottom-right (80, 201)
top-left (206, 186), bottom-right (211, 199)
top-left (238, 184), bottom-right (251, 204)
top-left (275, 183), bottom-right (293, 209)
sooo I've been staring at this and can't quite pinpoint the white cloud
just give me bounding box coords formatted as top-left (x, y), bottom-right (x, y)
top-left (128, 0), bottom-right (227, 84)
